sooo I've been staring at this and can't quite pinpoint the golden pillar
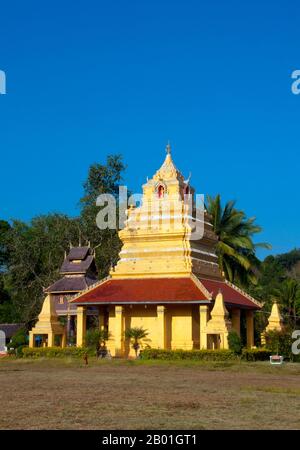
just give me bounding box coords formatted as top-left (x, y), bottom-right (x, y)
top-left (231, 309), bottom-right (241, 337)
top-left (220, 332), bottom-right (229, 350)
top-left (157, 305), bottom-right (166, 349)
top-left (246, 310), bottom-right (254, 348)
top-left (28, 294), bottom-right (65, 348)
top-left (115, 305), bottom-right (124, 357)
top-left (261, 301), bottom-right (284, 345)
top-left (61, 333), bottom-right (67, 348)
top-left (199, 305), bottom-right (208, 349)
top-left (29, 332), bottom-right (34, 347)
top-left (48, 332), bottom-right (55, 347)
top-left (76, 306), bottom-right (86, 347)
top-left (99, 306), bottom-right (105, 331)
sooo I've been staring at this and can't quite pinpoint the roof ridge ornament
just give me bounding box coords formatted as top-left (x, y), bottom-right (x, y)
top-left (166, 141), bottom-right (171, 154)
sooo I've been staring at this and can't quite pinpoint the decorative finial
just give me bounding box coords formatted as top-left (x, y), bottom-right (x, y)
top-left (166, 141), bottom-right (171, 154)
top-left (184, 172), bottom-right (192, 184)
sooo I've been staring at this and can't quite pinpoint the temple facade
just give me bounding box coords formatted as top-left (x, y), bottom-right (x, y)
top-left (69, 147), bottom-right (262, 356)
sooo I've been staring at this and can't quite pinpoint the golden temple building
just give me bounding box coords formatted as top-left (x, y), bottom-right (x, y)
top-left (30, 146), bottom-right (263, 355)
top-left (70, 146), bottom-right (262, 356)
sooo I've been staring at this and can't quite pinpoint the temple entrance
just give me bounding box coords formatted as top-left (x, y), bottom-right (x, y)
top-left (31, 333), bottom-right (65, 348)
top-left (34, 334), bottom-right (47, 347)
top-left (207, 334), bottom-right (221, 350)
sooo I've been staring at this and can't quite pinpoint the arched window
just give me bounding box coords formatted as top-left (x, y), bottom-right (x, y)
top-left (157, 185), bottom-right (165, 199)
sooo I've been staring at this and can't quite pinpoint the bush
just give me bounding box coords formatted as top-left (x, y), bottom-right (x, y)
top-left (264, 330), bottom-right (295, 360)
top-left (228, 331), bottom-right (242, 355)
top-left (140, 348), bottom-right (274, 362)
top-left (241, 348), bottom-right (272, 361)
top-left (9, 328), bottom-right (28, 349)
top-left (139, 348), bottom-right (237, 361)
top-left (86, 328), bottom-right (110, 350)
top-left (8, 328), bottom-right (28, 357)
top-left (22, 346), bottom-right (94, 358)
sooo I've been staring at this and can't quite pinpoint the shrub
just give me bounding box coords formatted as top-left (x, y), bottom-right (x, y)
top-left (139, 348), bottom-right (237, 361)
top-left (86, 328), bottom-right (110, 350)
top-left (124, 327), bottom-right (149, 357)
top-left (8, 328), bottom-right (28, 357)
top-left (22, 346), bottom-right (94, 358)
top-left (228, 331), bottom-right (242, 355)
top-left (9, 328), bottom-right (28, 349)
top-left (241, 348), bottom-right (272, 361)
top-left (264, 330), bottom-right (295, 360)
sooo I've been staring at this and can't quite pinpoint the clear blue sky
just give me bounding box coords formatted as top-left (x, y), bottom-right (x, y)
top-left (0, 0), bottom-right (299, 259)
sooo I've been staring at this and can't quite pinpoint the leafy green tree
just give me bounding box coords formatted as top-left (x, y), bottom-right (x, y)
top-left (264, 329), bottom-right (297, 360)
top-left (272, 278), bottom-right (300, 328)
top-left (10, 328), bottom-right (28, 348)
top-left (81, 154), bottom-right (126, 206)
top-left (80, 154), bottom-right (126, 278)
top-left (1, 155), bottom-right (127, 325)
top-left (0, 220), bottom-right (10, 269)
top-left (9, 328), bottom-right (28, 357)
top-left (5, 214), bottom-right (82, 325)
top-left (248, 253), bottom-right (300, 340)
top-left (124, 327), bottom-right (149, 358)
top-left (0, 220), bottom-right (14, 322)
top-left (206, 194), bottom-right (270, 286)
top-left (277, 248), bottom-right (300, 272)
top-left (228, 331), bottom-right (242, 354)
top-left (0, 276), bottom-right (14, 323)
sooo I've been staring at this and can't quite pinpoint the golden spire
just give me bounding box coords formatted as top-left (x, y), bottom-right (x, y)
top-left (210, 290), bottom-right (230, 321)
top-left (151, 141), bottom-right (184, 182)
top-left (266, 301), bottom-right (283, 332)
top-left (203, 290), bottom-right (232, 345)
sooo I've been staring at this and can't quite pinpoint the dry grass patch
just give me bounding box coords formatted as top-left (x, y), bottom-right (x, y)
top-left (0, 358), bottom-right (300, 430)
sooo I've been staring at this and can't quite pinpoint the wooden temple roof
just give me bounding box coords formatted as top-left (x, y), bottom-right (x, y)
top-left (44, 245), bottom-right (98, 294)
top-left (45, 276), bottom-right (97, 293)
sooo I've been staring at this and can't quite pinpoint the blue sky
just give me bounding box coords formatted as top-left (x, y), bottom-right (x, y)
top-left (0, 0), bottom-right (299, 259)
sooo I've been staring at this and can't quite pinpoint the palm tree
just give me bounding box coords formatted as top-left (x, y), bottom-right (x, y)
top-left (206, 194), bottom-right (270, 286)
top-left (86, 328), bottom-right (110, 356)
top-left (273, 278), bottom-right (300, 328)
top-left (124, 327), bottom-right (149, 358)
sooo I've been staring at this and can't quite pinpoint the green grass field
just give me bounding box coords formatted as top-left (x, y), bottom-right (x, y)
top-left (1, 357), bottom-right (300, 430)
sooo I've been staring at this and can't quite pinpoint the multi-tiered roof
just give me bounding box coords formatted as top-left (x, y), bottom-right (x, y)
top-left (45, 246), bottom-right (98, 294)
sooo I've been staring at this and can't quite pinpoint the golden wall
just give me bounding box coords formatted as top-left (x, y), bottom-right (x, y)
top-left (106, 304), bottom-right (202, 357)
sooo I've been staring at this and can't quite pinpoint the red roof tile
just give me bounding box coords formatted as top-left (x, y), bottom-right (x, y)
top-left (71, 277), bottom-right (208, 304)
top-left (71, 276), bottom-right (261, 310)
top-left (200, 278), bottom-right (261, 309)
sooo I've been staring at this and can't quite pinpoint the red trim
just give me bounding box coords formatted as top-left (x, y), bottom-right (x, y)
top-left (200, 278), bottom-right (260, 309)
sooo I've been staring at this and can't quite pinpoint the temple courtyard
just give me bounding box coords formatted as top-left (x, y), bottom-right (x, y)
top-left (0, 358), bottom-right (300, 429)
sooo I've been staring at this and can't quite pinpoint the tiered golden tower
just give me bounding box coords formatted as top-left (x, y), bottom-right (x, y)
top-left (111, 145), bottom-right (222, 281)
